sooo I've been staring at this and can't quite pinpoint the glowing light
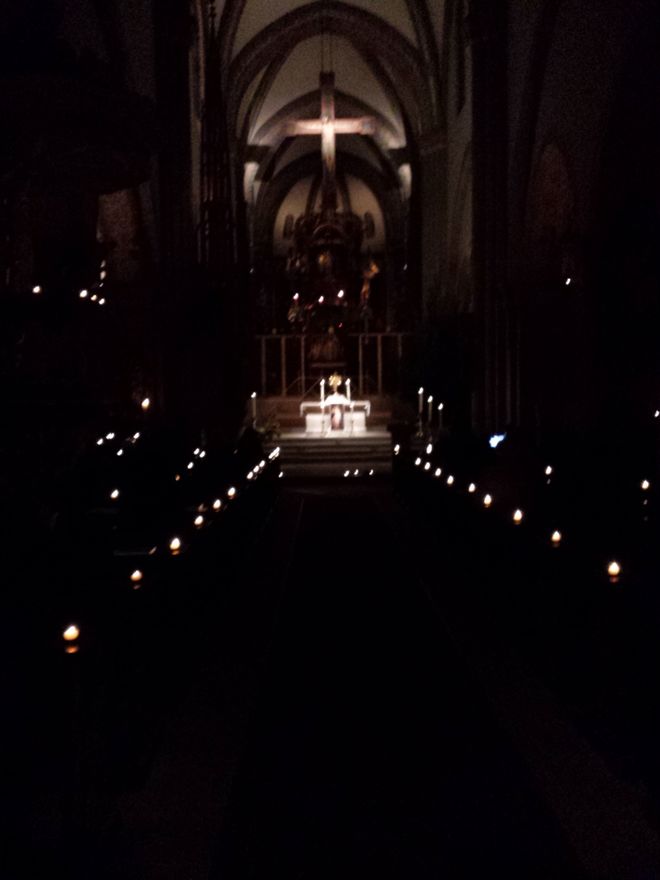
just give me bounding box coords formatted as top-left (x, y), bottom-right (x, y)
top-left (427, 395), bottom-right (434, 404)
top-left (418, 387), bottom-right (424, 395)
top-left (551, 530), bottom-right (562, 546)
top-left (194, 515), bottom-right (204, 528)
top-left (489, 433), bottom-right (506, 449)
top-left (130, 570), bottom-right (143, 584)
top-left (96, 438), bottom-right (104, 446)
top-left (98, 298), bottom-right (106, 305)
top-left (133, 432), bottom-right (140, 440)
top-left (353, 469), bottom-right (359, 476)
top-left (175, 474), bottom-right (181, 481)
top-left (63, 625), bottom-right (80, 642)
top-left (447, 475), bottom-right (454, 486)
top-left (565, 277), bottom-right (572, 286)
top-left (247, 471), bottom-right (254, 480)
top-left (279, 471), bottom-right (284, 478)
top-left (468, 483), bottom-right (476, 493)
top-left (193, 448), bottom-right (200, 456)
top-left (110, 489), bottom-right (119, 500)
top-left (79, 290), bottom-right (88, 299)
top-left (169, 537), bottom-right (182, 554)
top-left (116, 449), bottom-right (124, 457)
top-left (344, 470), bottom-right (350, 478)
top-left (32, 285), bottom-right (42, 294)
top-left (394, 444), bottom-right (400, 455)
top-left (199, 451), bottom-right (206, 459)
top-left (259, 460), bottom-right (266, 469)
top-left (227, 487), bottom-right (237, 499)
top-left (414, 457), bottom-right (422, 467)
top-left (607, 560), bottom-right (621, 582)
top-left (655, 410), bottom-right (660, 419)
top-left (141, 397), bottom-right (150, 411)
top-left (426, 443), bottom-right (433, 455)
top-left (545, 465), bottom-right (553, 476)
top-left (641, 480), bottom-right (650, 490)
top-left (513, 509), bottom-right (523, 524)
top-left (91, 294), bottom-right (98, 302)
top-left (268, 447), bottom-right (281, 460)
top-left (65, 645), bottom-right (79, 654)
top-left (250, 392), bottom-right (257, 400)
top-left (424, 462), bottom-right (431, 471)
top-left (338, 290), bottom-right (344, 298)
top-left (437, 403), bottom-right (444, 411)
top-left (483, 494), bottom-right (493, 508)
top-left (100, 270), bottom-right (107, 280)
top-left (369, 469), bottom-right (374, 476)
top-left (318, 295), bottom-right (325, 304)
top-left (212, 499), bottom-right (222, 511)
top-left (434, 468), bottom-right (442, 477)
top-left (106, 432), bottom-right (115, 440)
top-left (293, 292), bottom-right (299, 300)
top-left (187, 462), bottom-right (194, 470)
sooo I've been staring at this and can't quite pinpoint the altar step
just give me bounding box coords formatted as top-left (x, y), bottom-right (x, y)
top-left (266, 431), bottom-right (393, 478)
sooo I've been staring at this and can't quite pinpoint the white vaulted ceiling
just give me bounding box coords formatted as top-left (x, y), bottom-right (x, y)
top-left (216, 0), bottom-right (442, 247)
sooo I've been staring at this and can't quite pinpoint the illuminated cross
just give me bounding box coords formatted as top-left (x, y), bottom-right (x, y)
top-left (283, 72), bottom-right (376, 215)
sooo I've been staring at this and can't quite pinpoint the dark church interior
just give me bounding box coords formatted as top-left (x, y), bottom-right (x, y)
top-left (3, 1), bottom-right (660, 876)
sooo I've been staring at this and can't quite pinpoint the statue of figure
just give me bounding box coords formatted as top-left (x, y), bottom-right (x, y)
top-left (360, 257), bottom-right (379, 305)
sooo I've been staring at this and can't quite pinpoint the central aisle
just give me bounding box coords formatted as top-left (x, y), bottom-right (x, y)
top-left (211, 481), bottom-right (581, 878)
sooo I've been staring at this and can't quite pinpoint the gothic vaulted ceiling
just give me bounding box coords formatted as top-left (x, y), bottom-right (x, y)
top-left (206, 0), bottom-right (443, 252)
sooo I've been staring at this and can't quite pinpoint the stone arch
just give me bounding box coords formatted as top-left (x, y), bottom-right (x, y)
top-left (226, 2), bottom-right (434, 136)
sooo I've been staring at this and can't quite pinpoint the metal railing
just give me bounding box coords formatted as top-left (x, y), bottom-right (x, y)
top-left (254, 331), bottom-right (413, 397)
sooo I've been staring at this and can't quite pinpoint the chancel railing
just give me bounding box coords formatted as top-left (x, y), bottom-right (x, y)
top-left (254, 332), bottom-right (413, 397)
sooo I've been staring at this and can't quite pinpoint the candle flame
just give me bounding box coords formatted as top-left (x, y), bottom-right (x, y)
top-left (63, 625), bottom-right (79, 642)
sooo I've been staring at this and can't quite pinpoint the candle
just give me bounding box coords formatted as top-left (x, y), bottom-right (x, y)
top-left (346, 379), bottom-right (351, 402)
top-left (513, 509), bottom-right (523, 524)
top-left (427, 395), bottom-right (433, 423)
top-left (321, 379), bottom-right (325, 405)
top-left (551, 530), bottom-right (562, 547)
top-left (169, 537), bottom-right (182, 555)
top-left (418, 387), bottom-right (424, 416)
top-left (251, 391), bottom-right (257, 422)
top-left (607, 561), bottom-right (621, 583)
top-left (437, 402), bottom-right (444, 429)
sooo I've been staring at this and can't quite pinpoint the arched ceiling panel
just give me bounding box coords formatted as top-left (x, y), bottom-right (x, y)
top-left (238, 66), bottom-right (267, 134)
top-left (251, 36), bottom-right (404, 143)
top-left (233, 0), bottom-right (417, 59)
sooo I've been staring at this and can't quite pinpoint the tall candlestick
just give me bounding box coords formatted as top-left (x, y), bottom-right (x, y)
top-left (418, 387), bottom-right (424, 416)
top-left (251, 391), bottom-right (257, 423)
top-left (346, 378), bottom-right (351, 402)
top-left (437, 402), bottom-right (444, 429)
top-left (427, 395), bottom-right (433, 424)
top-left (321, 379), bottom-right (325, 405)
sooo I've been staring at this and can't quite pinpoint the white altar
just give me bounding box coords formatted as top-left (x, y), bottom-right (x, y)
top-left (301, 389), bottom-right (371, 435)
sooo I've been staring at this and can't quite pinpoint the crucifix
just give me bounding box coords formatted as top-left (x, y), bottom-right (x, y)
top-left (283, 72), bottom-right (376, 216)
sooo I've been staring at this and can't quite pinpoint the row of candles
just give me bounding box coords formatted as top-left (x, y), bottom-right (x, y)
top-left (417, 388), bottom-right (444, 427)
top-left (408, 447), bottom-right (652, 585)
top-left (61, 400), bottom-right (281, 654)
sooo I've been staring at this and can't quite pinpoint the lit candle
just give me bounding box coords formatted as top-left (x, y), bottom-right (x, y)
top-left (110, 488), bottom-right (119, 500)
top-left (141, 397), bottom-right (150, 411)
top-left (63, 624), bottom-right (80, 642)
top-left (251, 391), bottom-right (257, 422)
top-left (607, 560), bottom-right (621, 583)
top-left (551, 530), bottom-right (562, 547)
top-left (130, 570), bottom-right (143, 584)
top-left (468, 483), bottom-right (476, 493)
top-left (227, 486), bottom-right (237, 499)
top-left (212, 499), bottom-right (222, 511)
top-left (418, 387), bottom-right (424, 416)
top-left (446, 475), bottom-right (454, 486)
top-left (169, 537), bottom-right (182, 555)
top-left (483, 494), bottom-right (493, 508)
top-left (194, 515), bottom-right (204, 528)
top-left (513, 509), bottom-right (523, 525)
top-left (641, 480), bottom-right (650, 490)
top-left (427, 395), bottom-right (434, 423)
top-left (437, 402), bottom-right (444, 429)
